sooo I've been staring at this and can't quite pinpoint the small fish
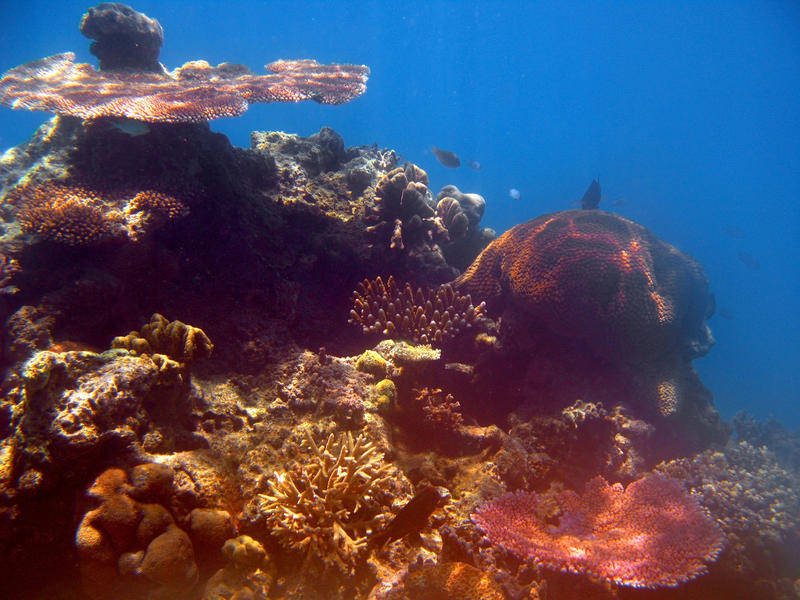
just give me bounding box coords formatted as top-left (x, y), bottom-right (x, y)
top-left (737, 251), bottom-right (760, 271)
top-left (108, 117), bottom-right (151, 137)
top-left (723, 225), bottom-right (746, 239)
top-left (509, 188), bottom-right (521, 200)
top-left (580, 179), bottom-right (601, 209)
top-left (717, 307), bottom-right (734, 320)
top-left (431, 146), bottom-right (461, 168)
top-left (369, 484), bottom-right (445, 549)
top-left (611, 197), bottom-right (628, 207)
top-left (466, 159), bottom-right (482, 170)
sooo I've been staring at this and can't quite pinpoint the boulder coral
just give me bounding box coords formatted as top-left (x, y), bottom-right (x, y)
top-left (75, 463), bottom-right (231, 599)
top-left (455, 209), bottom-right (719, 433)
top-left (455, 209), bottom-right (714, 366)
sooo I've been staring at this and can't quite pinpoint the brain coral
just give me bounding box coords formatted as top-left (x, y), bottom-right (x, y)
top-left (455, 210), bottom-right (714, 364)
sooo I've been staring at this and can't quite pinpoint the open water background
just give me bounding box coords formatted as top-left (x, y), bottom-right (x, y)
top-left (1, 0), bottom-right (798, 427)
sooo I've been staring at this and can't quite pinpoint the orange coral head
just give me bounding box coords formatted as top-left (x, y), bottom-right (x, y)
top-left (472, 474), bottom-right (724, 588)
top-left (0, 53), bottom-right (370, 123)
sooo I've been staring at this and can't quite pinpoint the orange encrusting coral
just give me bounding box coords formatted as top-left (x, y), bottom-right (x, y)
top-left (0, 52), bottom-right (370, 123)
top-left (472, 473), bottom-right (724, 588)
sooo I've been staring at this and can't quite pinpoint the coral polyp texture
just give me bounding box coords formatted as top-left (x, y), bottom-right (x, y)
top-left (0, 52), bottom-right (370, 123)
top-left (455, 209), bottom-right (713, 364)
top-left (349, 275), bottom-right (485, 346)
top-left (252, 428), bottom-right (396, 574)
top-left (8, 179), bottom-right (188, 244)
top-left (472, 473), bottom-right (724, 588)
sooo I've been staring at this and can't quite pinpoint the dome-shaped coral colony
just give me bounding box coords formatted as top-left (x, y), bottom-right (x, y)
top-left (0, 3), bottom-right (797, 600)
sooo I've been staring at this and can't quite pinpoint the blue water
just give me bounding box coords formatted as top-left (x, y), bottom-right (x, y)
top-left (1, 1), bottom-right (798, 427)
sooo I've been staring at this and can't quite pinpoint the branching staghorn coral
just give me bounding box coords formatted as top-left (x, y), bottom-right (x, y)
top-left (254, 428), bottom-right (396, 573)
top-left (349, 275), bottom-right (485, 346)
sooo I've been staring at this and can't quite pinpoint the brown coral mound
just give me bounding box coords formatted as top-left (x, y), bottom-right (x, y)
top-left (472, 473), bottom-right (724, 588)
top-left (0, 52), bottom-right (370, 122)
top-left (349, 275), bottom-right (485, 346)
top-left (455, 210), bottom-right (714, 364)
top-left (112, 313), bottom-right (213, 364)
top-left (9, 180), bottom-right (188, 244)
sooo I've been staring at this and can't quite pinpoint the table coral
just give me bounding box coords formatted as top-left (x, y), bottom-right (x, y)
top-left (252, 427), bottom-right (396, 574)
top-left (472, 473), bottom-right (724, 588)
top-left (0, 52), bottom-right (370, 123)
top-left (349, 275), bottom-right (485, 346)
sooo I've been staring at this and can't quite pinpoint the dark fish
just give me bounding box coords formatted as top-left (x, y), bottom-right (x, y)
top-left (369, 484), bottom-right (444, 548)
top-left (466, 159), bottom-right (482, 170)
top-left (723, 225), bottom-right (746, 239)
top-left (580, 179), bottom-right (601, 209)
top-left (737, 251), bottom-right (760, 270)
top-left (431, 146), bottom-right (461, 168)
top-left (717, 307), bottom-right (734, 320)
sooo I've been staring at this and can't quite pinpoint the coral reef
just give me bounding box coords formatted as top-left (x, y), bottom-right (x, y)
top-left (349, 275), bottom-right (486, 346)
top-left (472, 473), bottom-right (724, 588)
top-left (250, 428), bottom-right (397, 574)
top-left (80, 3), bottom-right (165, 73)
top-left (435, 185), bottom-right (495, 271)
top-left (455, 209), bottom-right (714, 367)
top-left (0, 6), bottom-right (792, 597)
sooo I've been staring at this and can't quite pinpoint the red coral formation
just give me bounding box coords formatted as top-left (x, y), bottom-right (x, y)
top-left (0, 52), bottom-right (370, 122)
top-left (10, 180), bottom-right (188, 244)
top-left (472, 473), bottom-right (724, 588)
top-left (349, 275), bottom-right (485, 346)
top-left (455, 210), bottom-right (713, 364)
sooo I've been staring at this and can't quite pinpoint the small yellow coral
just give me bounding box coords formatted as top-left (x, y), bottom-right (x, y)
top-left (355, 349), bottom-right (387, 377)
top-left (254, 428), bottom-right (394, 574)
